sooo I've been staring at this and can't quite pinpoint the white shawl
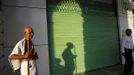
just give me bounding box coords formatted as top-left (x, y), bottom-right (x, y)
top-left (9, 38), bottom-right (34, 71)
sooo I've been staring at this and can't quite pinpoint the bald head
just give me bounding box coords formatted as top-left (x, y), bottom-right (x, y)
top-left (23, 25), bottom-right (34, 40)
top-left (23, 25), bottom-right (33, 32)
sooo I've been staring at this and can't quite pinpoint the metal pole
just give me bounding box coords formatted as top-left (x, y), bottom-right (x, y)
top-left (74, 45), bottom-right (77, 75)
top-left (27, 40), bottom-right (30, 75)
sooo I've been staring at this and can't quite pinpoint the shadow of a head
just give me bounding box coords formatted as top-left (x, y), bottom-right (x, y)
top-left (66, 42), bottom-right (74, 49)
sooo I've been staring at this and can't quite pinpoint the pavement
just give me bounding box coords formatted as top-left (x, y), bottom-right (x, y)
top-left (77, 64), bottom-right (134, 75)
top-left (0, 55), bottom-right (124, 75)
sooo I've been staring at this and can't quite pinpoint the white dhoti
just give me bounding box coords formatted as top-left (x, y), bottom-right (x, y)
top-left (21, 60), bottom-right (37, 75)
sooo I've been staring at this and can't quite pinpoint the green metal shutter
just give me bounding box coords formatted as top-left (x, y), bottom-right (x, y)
top-left (48, 1), bottom-right (120, 75)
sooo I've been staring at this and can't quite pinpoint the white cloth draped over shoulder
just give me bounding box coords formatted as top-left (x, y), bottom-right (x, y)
top-left (8, 38), bottom-right (37, 73)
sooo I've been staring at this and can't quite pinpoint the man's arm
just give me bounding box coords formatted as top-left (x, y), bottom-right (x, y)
top-left (33, 52), bottom-right (38, 60)
top-left (29, 50), bottom-right (38, 60)
top-left (9, 51), bottom-right (30, 60)
top-left (121, 37), bottom-right (126, 56)
top-left (31, 47), bottom-right (38, 60)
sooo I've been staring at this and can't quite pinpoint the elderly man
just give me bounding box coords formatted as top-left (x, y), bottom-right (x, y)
top-left (8, 25), bottom-right (38, 75)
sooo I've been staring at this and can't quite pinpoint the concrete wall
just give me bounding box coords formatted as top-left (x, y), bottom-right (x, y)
top-left (2, 0), bottom-right (50, 75)
top-left (0, 11), bottom-right (4, 74)
top-left (117, 0), bottom-right (134, 64)
top-left (0, 11), bottom-right (3, 56)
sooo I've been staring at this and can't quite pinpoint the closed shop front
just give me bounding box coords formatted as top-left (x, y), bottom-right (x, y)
top-left (47, 0), bottom-right (120, 75)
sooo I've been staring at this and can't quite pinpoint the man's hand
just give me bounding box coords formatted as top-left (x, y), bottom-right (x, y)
top-left (24, 50), bottom-right (36, 58)
top-left (8, 55), bottom-right (13, 59)
top-left (24, 51), bottom-right (31, 58)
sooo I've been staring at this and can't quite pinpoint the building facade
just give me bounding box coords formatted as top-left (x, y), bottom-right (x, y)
top-left (48, 0), bottom-right (120, 75)
top-left (1, 0), bottom-right (134, 75)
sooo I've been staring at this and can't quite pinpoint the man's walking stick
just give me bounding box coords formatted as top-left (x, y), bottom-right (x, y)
top-left (27, 40), bottom-right (30, 75)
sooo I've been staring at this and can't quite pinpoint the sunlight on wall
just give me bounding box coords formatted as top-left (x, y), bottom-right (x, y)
top-left (52, 1), bottom-right (85, 73)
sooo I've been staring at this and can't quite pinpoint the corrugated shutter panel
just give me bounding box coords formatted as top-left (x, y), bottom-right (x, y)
top-left (48, 0), bottom-right (120, 75)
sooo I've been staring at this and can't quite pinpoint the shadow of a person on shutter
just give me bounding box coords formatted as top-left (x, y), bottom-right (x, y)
top-left (62, 42), bottom-right (77, 75)
top-left (53, 58), bottom-right (66, 75)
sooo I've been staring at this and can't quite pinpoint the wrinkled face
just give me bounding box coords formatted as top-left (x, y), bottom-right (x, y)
top-left (24, 27), bottom-right (33, 40)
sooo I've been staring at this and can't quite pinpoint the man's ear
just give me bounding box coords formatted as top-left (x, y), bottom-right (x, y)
top-left (31, 32), bottom-right (34, 38)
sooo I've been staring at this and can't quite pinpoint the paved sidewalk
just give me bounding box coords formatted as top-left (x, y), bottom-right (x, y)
top-left (77, 64), bottom-right (134, 75)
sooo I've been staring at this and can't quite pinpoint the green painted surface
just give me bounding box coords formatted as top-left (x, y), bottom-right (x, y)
top-left (83, 13), bottom-right (120, 70)
top-left (48, 0), bottom-right (120, 75)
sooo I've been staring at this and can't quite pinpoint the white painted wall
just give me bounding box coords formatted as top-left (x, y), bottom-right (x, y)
top-left (117, 0), bottom-right (134, 64)
top-left (2, 0), bottom-right (50, 75)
